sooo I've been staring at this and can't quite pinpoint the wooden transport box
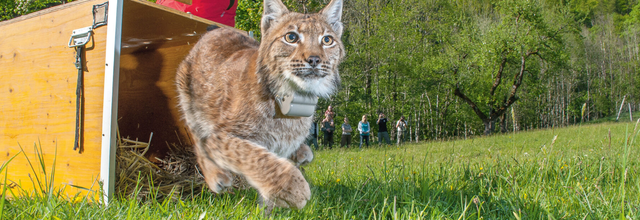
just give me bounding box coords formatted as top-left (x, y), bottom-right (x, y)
top-left (0, 0), bottom-right (235, 200)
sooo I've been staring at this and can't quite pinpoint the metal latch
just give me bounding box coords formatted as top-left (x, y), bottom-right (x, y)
top-left (68, 26), bottom-right (93, 48)
top-left (67, 1), bottom-right (108, 154)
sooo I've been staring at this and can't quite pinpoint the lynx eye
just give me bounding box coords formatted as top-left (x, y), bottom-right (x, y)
top-left (321, 36), bottom-right (334, 46)
top-left (284, 32), bottom-right (299, 43)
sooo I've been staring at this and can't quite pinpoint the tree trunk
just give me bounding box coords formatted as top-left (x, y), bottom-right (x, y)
top-left (454, 52), bottom-right (536, 136)
top-left (499, 113), bottom-right (507, 133)
top-left (482, 119), bottom-right (494, 135)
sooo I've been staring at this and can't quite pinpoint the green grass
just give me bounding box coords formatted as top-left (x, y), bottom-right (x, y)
top-left (585, 111), bottom-right (640, 124)
top-left (2, 121), bottom-right (639, 219)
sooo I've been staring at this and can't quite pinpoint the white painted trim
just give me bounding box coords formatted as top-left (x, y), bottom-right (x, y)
top-left (100, 0), bottom-right (123, 204)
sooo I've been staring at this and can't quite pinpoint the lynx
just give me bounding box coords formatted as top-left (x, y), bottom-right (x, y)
top-left (175, 0), bottom-right (345, 211)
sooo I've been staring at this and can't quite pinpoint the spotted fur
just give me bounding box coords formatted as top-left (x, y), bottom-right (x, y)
top-left (175, 0), bottom-right (344, 211)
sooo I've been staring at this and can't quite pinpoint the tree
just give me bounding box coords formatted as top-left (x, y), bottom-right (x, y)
top-left (1, 0), bottom-right (70, 21)
top-left (450, 0), bottom-right (568, 135)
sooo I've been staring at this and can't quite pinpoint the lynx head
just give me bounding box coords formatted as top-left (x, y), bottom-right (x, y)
top-left (257, 0), bottom-right (345, 99)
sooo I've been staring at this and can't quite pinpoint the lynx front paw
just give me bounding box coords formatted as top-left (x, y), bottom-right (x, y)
top-left (291, 144), bottom-right (314, 167)
top-left (269, 167), bottom-right (311, 209)
top-left (204, 169), bottom-right (233, 193)
top-left (198, 157), bottom-right (233, 193)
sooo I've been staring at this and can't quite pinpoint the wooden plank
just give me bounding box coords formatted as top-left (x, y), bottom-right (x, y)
top-left (120, 0), bottom-right (246, 53)
top-left (121, 0), bottom-right (215, 53)
top-left (174, 0), bottom-right (192, 5)
top-left (0, 0), bottom-right (107, 197)
top-left (0, 0), bottom-right (99, 26)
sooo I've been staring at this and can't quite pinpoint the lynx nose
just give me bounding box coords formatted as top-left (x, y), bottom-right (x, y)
top-left (307, 56), bottom-right (321, 68)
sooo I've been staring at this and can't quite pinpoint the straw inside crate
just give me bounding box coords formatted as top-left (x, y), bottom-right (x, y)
top-left (115, 127), bottom-right (249, 201)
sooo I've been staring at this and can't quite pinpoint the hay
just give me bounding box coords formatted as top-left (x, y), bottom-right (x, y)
top-left (115, 129), bottom-right (249, 201)
top-left (115, 131), bottom-right (205, 201)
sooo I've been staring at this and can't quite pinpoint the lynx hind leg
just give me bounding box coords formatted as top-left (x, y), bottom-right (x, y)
top-left (290, 144), bottom-right (314, 167)
top-left (203, 134), bottom-right (311, 209)
top-left (194, 142), bottom-right (233, 193)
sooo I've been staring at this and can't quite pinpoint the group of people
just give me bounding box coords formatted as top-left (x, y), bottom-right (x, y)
top-left (306, 106), bottom-right (409, 150)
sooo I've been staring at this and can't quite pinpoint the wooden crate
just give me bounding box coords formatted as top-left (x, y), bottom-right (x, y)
top-left (0, 0), bottom-right (235, 200)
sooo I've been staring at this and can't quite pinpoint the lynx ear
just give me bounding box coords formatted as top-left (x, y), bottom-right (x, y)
top-left (320, 0), bottom-right (343, 37)
top-left (261, 0), bottom-right (289, 36)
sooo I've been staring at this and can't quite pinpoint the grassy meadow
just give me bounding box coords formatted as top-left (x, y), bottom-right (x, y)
top-left (1, 121), bottom-right (639, 219)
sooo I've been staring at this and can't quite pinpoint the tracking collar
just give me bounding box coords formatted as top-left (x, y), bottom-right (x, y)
top-left (275, 93), bottom-right (318, 117)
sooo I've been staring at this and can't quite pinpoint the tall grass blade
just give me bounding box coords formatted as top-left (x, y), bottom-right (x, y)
top-left (0, 151), bottom-right (21, 218)
top-left (18, 143), bottom-right (45, 196)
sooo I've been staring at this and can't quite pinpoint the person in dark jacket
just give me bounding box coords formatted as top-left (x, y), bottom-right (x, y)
top-left (377, 113), bottom-right (391, 146)
top-left (321, 115), bottom-right (335, 149)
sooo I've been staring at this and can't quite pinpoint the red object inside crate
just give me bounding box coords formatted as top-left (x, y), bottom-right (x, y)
top-left (157, 0), bottom-right (238, 27)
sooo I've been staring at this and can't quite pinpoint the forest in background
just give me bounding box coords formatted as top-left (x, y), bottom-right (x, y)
top-left (3, 0), bottom-right (640, 140)
top-left (250, 0), bottom-right (640, 141)
top-left (244, 0), bottom-right (640, 140)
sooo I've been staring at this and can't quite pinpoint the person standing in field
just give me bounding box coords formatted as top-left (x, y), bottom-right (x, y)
top-left (377, 113), bottom-right (391, 146)
top-left (306, 119), bottom-right (319, 150)
top-left (340, 117), bottom-right (353, 148)
top-left (396, 116), bottom-right (407, 145)
top-left (358, 115), bottom-right (370, 149)
top-left (321, 115), bottom-right (335, 149)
